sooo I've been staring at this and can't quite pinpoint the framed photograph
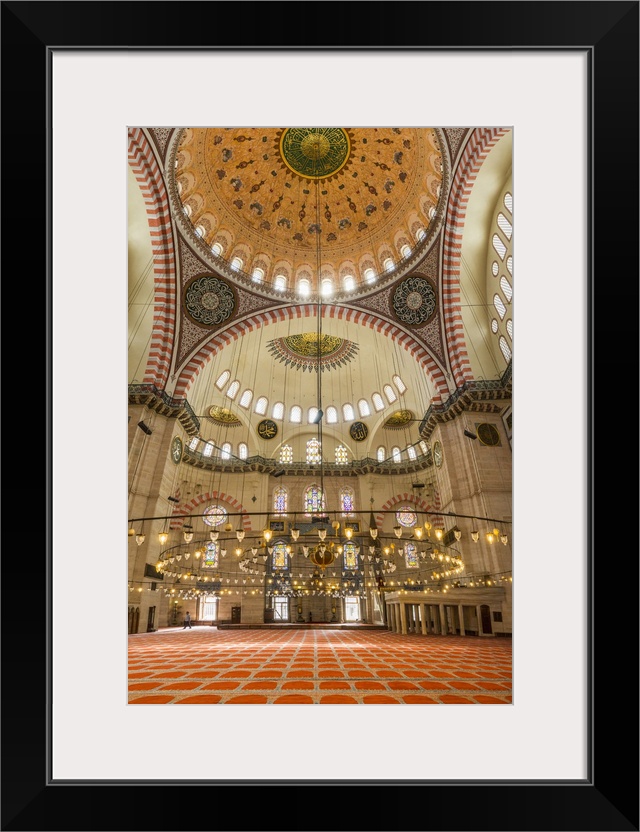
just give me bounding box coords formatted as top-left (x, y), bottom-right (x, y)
top-left (6, 1), bottom-right (637, 830)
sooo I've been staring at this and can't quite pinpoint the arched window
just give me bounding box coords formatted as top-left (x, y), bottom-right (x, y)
top-left (308, 406), bottom-right (319, 424)
top-left (230, 256), bottom-right (243, 271)
top-left (358, 398), bottom-right (371, 417)
top-left (500, 275), bottom-right (513, 302)
top-left (392, 374), bottom-right (406, 394)
top-left (494, 294), bottom-right (507, 320)
top-left (382, 257), bottom-right (394, 272)
top-left (504, 192), bottom-right (513, 213)
top-left (183, 203), bottom-right (192, 217)
top-left (271, 541), bottom-right (289, 570)
top-left (321, 278), bottom-right (333, 297)
top-left (391, 446), bottom-right (402, 463)
top-left (342, 403), bottom-right (355, 421)
top-left (211, 241), bottom-right (224, 257)
top-left (506, 255), bottom-right (513, 276)
top-left (335, 445), bottom-right (349, 465)
top-left (226, 380), bottom-right (240, 400)
top-left (297, 278), bottom-right (311, 297)
top-left (203, 442), bottom-right (214, 457)
top-left (491, 319), bottom-right (499, 334)
top-left (326, 406), bottom-right (338, 424)
top-left (343, 541), bottom-right (358, 570)
top-left (188, 436), bottom-right (200, 451)
top-left (497, 213), bottom-right (512, 240)
top-left (306, 439), bottom-right (322, 465)
top-left (492, 234), bottom-right (506, 260)
top-left (404, 542), bottom-right (419, 569)
top-left (383, 384), bottom-right (397, 404)
top-left (372, 392), bottom-right (385, 412)
top-left (254, 396), bottom-right (268, 415)
top-left (377, 446), bottom-right (386, 462)
top-left (272, 401), bottom-right (284, 420)
top-left (202, 541), bottom-right (220, 569)
top-left (506, 319), bottom-right (513, 340)
top-left (499, 336), bottom-right (512, 362)
top-left (239, 389), bottom-right (253, 409)
top-left (203, 505), bottom-right (228, 527)
top-left (238, 442), bottom-right (248, 460)
top-left (340, 486), bottom-right (355, 514)
top-left (279, 444), bottom-right (293, 464)
top-left (194, 225), bottom-right (206, 238)
top-left (343, 274), bottom-right (355, 292)
top-left (419, 440), bottom-right (428, 455)
top-left (363, 268), bottom-right (376, 284)
top-left (415, 227), bottom-right (426, 241)
top-left (290, 405), bottom-right (302, 423)
top-left (221, 442), bottom-right (232, 460)
top-left (274, 274), bottom-right (287, 291)
top-left (407, 445), bottom-right (417, 460)
top-left (252, 267), bottom-right (264, 283)
top-left (400, 244), bottom-right (412, 259)
top-left (273, 486), bottom-right (288, 514)
top-left (304, 484), bottom-right (325, 515)
top-left (492, 261), bottom-right (499, 276)
top-left (396, 505), bottom-right (417, 527)
top-left (215, 370), bottom-right (230, 389)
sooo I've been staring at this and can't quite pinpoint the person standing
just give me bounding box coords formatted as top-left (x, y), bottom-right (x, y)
top-left (183, 611), bottom-right (192, 629)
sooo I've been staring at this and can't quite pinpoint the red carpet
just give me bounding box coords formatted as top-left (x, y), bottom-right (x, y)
top-left (128, 627), bottom-right (512, 704)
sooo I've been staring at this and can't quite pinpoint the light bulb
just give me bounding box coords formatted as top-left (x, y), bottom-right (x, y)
top-left (158, 531), bottom-right (169, 545)
top-left (318, 528), bottom-right (327, 541)
top-left (435, 528), bottom-right (443, 541)
top-left (369, 527), bottom-right (378, 539)
top-left (454, 530), bottom-right (462, 541)
top-left (345, 527), bottom-right (353, 540)
top-left (471, 531), bottom-right (479, 542)
top-left (135, 533), bottom-right (145, 546)
top-left (263, 528), bottom-right (273, 542)
top-left (291, 528), bottom-right (300, 541)
top-left (486, 533), bottom-right (495, 544)
top-left (183, 531), bottom-right (194, 543)
top-left (413, 527), bottom-right (423, 540)
top-left (209, 530), bottom-right (219, 542)
top-left (236, 529), bottom-right (245, 542)
top-left (393, 525), bottom-right (403, 539)
top-left (500, 535), bottom-right (509, 545)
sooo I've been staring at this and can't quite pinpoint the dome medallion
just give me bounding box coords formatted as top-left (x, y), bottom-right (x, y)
top-left (278, 128), bottom-right (353, 181)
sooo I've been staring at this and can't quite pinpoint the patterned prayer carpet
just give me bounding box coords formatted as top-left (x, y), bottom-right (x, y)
top-left (128, 627), bottom-right (512, 704)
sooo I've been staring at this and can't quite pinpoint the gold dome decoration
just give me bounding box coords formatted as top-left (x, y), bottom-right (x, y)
top-left (383, 409), bottom-right (415, 429)
top-left (208, 406), bottom-right (242, 427)
top-left (172, 127), bottom-right (445, 293)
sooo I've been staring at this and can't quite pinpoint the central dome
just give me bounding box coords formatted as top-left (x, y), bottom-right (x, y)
top-left (172, 127), bottom-right (445, 295)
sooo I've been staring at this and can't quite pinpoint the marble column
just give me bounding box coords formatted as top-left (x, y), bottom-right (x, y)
top-left (399, 602), bottom-right (407, 634)
top-left (420, 603), bottom-right (428, 635)
top-left (439, 603), bottom-right (447, 635)
top-left (458, 604), bottom-right (466, 636)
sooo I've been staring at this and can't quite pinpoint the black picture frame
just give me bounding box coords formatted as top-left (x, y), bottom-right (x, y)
top-left (3, 2), bottom-right (637, 831)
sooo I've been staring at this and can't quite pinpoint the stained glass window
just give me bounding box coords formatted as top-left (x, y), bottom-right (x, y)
top-left (306, 439), bottom-right (322, 465)
top-left (273, 486), bottom-right (288, 514)
top-left (343, 541), bottom-right (358, 570)
top-left (304, 484), bottom-right (325, 515)
top-left (335, 445), bottom-right (349, 465)
top-left (272, 541), bottom-right (288, 570)
top-left (340, 486), bottom-right (355, 514)
top-left (279, 444), bottom-right (293, 464)
top-left (396, 505), bottom-right (417, 527)
top-left (404, 542), bottom-right (419, 569)
top-left (202, 541), bottom-right (220, 569)
top-left (203, 505), bottom-right (228, 527)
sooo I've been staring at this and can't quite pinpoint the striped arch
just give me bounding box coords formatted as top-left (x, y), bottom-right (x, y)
top-left (169, 491), bottom-right (252, 530)
top-left (442, 127), bottom-right (511, 387)
top-left (174, 304), bottom-right (450, 401)
top-left (375, 492), bottom-right (443, 529)
top-left (128, 127), bottom-right (177, 389)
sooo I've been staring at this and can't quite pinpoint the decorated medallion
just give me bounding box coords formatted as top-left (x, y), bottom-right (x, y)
top-left (208, 406), bottom-right (242, 427)
top-left (257, 419), bottom-right (278, 440)
top-left (477, 423), bottom-right (501, 446)
top-left (433, 440), bottom-right (443, 468)
top-left (278, 128), bottom-right (353, 181)
top-left (184, 275), bottom-right (235, 326)
top-left (171, 435), bottom-right (183, 465)
top-left (392, 276), bottom-right (437, 326)
top-left (349, 422), bottom-right (369, 442)
top-left (266, 333), bottom-right (359, 372)
top-left (383, 409), bottom-right (415, 429)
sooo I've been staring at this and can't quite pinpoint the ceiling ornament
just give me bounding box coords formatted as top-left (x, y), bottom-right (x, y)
top-left (392, 276), bottom-right (437, 326)
top-left (276, 128), bottom-right (354, 181)
top-left (184, 275), bottom-right (235, 326)
top-left (266, 333), bottom-right (359, 372)
top-left (383, 409), bottom-right (415, 429)
top-left (207, 406), bottom-right (242, 427)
